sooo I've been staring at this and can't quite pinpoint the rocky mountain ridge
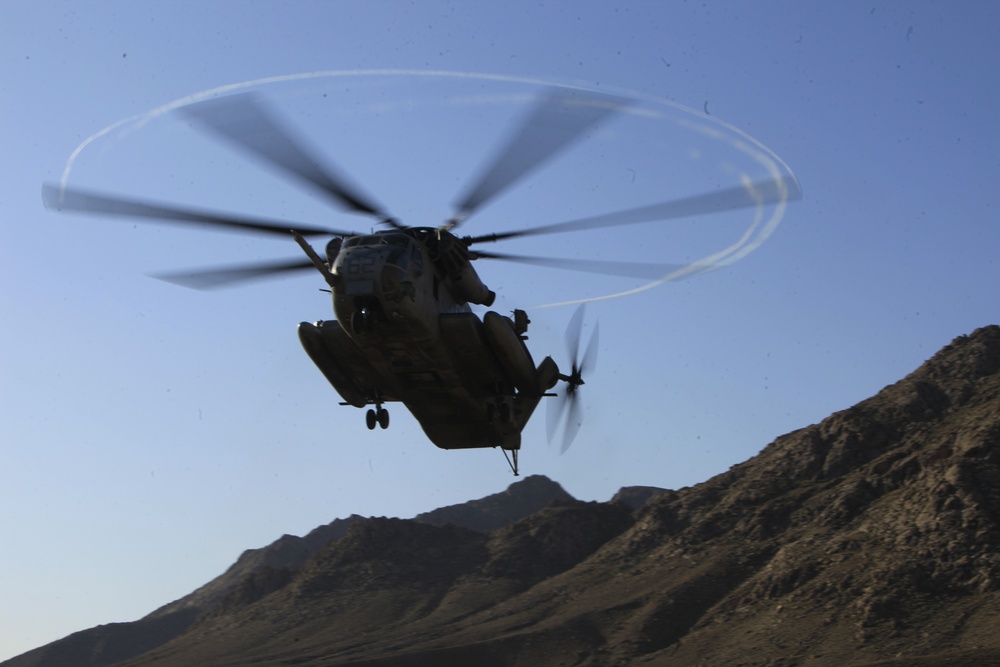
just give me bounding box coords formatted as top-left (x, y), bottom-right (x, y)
top-left (5, 475), bottom-right (633, 667)
top-left (6, 325), bottom-right (999, 667)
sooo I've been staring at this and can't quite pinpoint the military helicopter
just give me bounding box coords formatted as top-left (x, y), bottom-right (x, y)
top-left (42, 88), bottom-right (799, 474)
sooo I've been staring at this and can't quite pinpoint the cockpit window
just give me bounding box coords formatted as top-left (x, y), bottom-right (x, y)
top-left (381, 233), bottom-right (411, 246)
top-left (385, 246), bottom-right (409, 270)
top-left (343, 233), bottom-right (411, 249)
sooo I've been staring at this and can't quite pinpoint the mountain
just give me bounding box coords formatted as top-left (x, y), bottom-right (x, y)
top-left (6, 325), bottom-right (999, 667)
top-left (147, 515), bottom-right (366, 621)
top-left (414, 473), bottom-right (575, 531)
top-left (3, 476), bottom-right (587, 667)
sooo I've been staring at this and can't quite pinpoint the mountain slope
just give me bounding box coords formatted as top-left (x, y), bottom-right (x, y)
top-left (414, 474), bottom-right (575, 531)
top-left (2, 476), bottom-right (582, 667)
top-left (120, 498), bottom-right (638, 666)
top-left (7, 325), bottom-right (999, 667)
top-left (112, 325), bottom-right (999, 667)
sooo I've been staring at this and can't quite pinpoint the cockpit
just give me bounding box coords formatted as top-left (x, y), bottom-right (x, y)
top-left (341, 232), bottom-right (411, 249)
top-left (333, 232), bottom-right (425, 302)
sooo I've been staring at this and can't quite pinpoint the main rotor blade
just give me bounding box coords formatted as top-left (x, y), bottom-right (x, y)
top-left (42, 183), bottom-right (350, 237)
top-left (465, 175), bottom-right (802, 245)
top-left (181, 93), bottom-right (388, 219)
top-left (473, 249), bottom-right (693, 280)
top-left (151, 258), bottom-right (315, 290)
top-left (451, 87), bottom-right (631, 224)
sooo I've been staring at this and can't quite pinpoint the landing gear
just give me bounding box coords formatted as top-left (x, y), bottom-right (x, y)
top-left (501, 447), bottom-right (520, 476)
top-left (366, 397), bottom-right (390, 430)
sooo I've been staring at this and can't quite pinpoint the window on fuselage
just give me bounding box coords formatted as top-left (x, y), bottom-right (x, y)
top-left (343, 233), bottom-right (410, 249)
top-left (385, 246), bottom-right (409, 271)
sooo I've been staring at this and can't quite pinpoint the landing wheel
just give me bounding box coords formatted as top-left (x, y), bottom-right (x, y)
top-left (377, 407), bottom-right (389, 429)
top-left (366, 409), bottom-right (377, 430)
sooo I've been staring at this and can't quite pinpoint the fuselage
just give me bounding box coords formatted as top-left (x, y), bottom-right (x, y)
top-left (298, 230), bottom-right (557, 451)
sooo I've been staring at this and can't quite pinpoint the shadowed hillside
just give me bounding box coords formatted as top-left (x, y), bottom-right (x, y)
top-left (3, 477), bottom-right (585, 667)
top-left (6, 325), bottom-right (999, 667)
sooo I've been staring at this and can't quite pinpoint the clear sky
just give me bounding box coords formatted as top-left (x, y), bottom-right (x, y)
top-left (1, 0), bottom-right (997, 661)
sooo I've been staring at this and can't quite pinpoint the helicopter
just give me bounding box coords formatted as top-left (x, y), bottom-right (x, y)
top-left (42, 88), bottom-right (799, 475)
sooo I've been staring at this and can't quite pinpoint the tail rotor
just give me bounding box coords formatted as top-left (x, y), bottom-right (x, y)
top-left (548, 304), bottom-right (599, 453)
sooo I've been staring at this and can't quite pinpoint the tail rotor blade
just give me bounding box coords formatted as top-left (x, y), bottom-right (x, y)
top-left (581, 320), bottom-right (599, 376)
top-left (547, 391), bottom-right (566, 444)
top-left (565, 303), bottom-right (586, 368)
top-left (547, 304), bottom-right (597, 454)
top-left (561, 392), bottom-right (584, 455)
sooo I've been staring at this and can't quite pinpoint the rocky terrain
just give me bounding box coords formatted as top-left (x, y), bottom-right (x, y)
top-left (6, 325), bottom-right (999, 667)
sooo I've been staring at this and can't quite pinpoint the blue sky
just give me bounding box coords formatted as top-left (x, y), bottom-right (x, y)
top-left (1, 0), bottom-right (997, 660)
